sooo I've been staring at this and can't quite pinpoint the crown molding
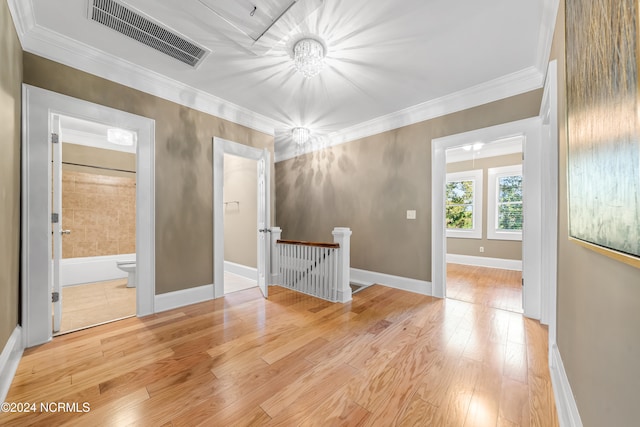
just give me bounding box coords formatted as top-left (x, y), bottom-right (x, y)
top-left (329, 66), bottom-right (544, 145)
top-left (7, 0), bottom-right (281, 136)
top-left (6, 0), bottom-right (35, 46)
top-left (10, 0), bottom-right (559, 159)
top-left (276, 66), bottom-right (544, 162)
top-left (536, 0), bottom-right (560, 77)
top-left (276, 0), bottom-right (560, 163)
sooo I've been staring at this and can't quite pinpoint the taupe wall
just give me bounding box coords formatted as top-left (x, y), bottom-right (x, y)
top-left (552, 1), bottom-right (640, 425)
top-left (0, 0), bottom-right (22, 353)
top-left (446, 153), bottom-right (522, 260)
top-left (223, 154), bottom-right (257, 268)
top-left (276, 91), bottom-right (542, 282)
top-left (22, 53), bottom-right (274, 294)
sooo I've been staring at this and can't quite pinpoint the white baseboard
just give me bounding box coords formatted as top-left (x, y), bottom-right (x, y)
top-left (0, 326), bottom-right (24, 404)
top-left (224, 261), bottom-right (257, 281)
top-left (154, 284), bottom-right (214, 313)
top-left (61, 254), bottom-right (136, 286)
top-left (549, 343), bottom-right (583, 427)
top-left (446, 253), bottom-right (522, 271)
top-left (350, 268), bottom-right (432, 296)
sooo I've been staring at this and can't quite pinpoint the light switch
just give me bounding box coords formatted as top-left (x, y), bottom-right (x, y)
top-left (406, 210), bottom-right (416, 220)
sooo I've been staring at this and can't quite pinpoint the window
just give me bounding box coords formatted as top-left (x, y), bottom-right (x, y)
top-left (488, 164), bottom-right (523, 240)
top-left (445, 170), bottom-right (482, 239)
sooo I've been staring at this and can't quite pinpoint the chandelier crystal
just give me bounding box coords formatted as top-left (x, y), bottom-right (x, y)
top-left (292, 127), bottom-right (311, 145)
top-left (293, 38), bottom-right (325, 78)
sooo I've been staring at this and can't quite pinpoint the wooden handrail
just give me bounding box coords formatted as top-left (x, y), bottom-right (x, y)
top-left (277, 239), bottom-right (340, 249)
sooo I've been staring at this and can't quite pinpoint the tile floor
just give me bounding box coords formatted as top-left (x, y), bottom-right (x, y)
top-left (224, 271), bottom-right (257, 294)
top-left (57, 271), bottom-right (257, 335)
top-left (58, 278), bottom-right (136, 334)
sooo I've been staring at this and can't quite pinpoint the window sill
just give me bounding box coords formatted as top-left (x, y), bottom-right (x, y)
top-left (487, 231), bottom-right (522, 241)
top-left (447, 230), bottom-right (482, 239)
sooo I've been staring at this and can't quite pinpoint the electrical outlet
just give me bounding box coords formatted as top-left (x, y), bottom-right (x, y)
top-left (406, 210), bottom-right (416, 220)
top-left (479, 246), bottom-right (485, 253)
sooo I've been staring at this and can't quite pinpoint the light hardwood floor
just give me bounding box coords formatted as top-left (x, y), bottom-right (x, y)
top-left (447, 263), bottom-right (523, 313)
top-left (3, 285), bottom-right (557, 426)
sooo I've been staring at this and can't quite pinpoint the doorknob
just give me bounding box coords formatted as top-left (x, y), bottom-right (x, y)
top-left (61, 229), bottom-right (71, 235)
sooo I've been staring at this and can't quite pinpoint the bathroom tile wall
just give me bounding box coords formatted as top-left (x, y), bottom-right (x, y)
top-left (61, 170), bottom-right (136, 258)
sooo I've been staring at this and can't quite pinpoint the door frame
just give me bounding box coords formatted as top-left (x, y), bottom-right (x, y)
top-left (432, 116), bottom-right (547, 320)
top-left (539, 60), bottom-right (559, 334)
top-left (213, 137), bottom-right (271, 299)
top-left (21, 85), bottom-right (155, 347)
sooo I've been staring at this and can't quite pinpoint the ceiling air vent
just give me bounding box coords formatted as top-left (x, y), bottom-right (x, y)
top-left (88, 0), bottom-right (208, 67)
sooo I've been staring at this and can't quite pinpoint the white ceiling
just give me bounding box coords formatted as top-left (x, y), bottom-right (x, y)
top-left (60, 115), bottom-right (137, 154)
top-left (446, 135), bottom-right (523, 164)
top-left (10, 0), bottom-right (557, 160)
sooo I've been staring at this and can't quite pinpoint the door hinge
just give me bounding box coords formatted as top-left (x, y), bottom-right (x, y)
top-left (51, 133), bottom-right (59, 144)
top-left (521, 278), bottom-right (524, 287)
top-left (51, 213), bottom-right (59, 223)
top-left (52, 292), bottom-right (59, 303)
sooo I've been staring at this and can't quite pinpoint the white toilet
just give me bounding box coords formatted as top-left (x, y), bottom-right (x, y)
top-left (116, 261), bottom-right (137, 288)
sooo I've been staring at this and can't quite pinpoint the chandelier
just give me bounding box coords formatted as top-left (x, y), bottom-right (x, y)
top-left (293, 38), bottom-right (325, 78)
top-left (292, 127), bottom-right (311, 145)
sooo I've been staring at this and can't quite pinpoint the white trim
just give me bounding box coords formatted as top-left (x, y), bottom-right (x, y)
top-left (5, 0), bottom-right (35, 46)
top-left (0, 326), bottom-right (24, 404)
top-left (536, 0), bottom-right (561, 77)
top-left (60, 254), bottom-right (135, 286)
top-left (224, 260), bottom-right (257, 281)
top-left (487, 164), bottom-right (523, 241)
top-left (350, 268), bottom-right (432, 296)
top-left (432, 117), bottom-right (542, 319)
top-left (154, 284), bottom-right (214, 313)
top-left (540, 60), bottom-right (559, 328)
top-left (445, 169), bottom-right (483, 239)
top-left (7, 0), bottom-right (279, 137)
top-left (550, 343), bottom-right (584, 427)
top-left (276, 66), bottom-right (544, 162)
top-left (446, 254), bottom-right (522, 271)
top-left (21, 85), bottom-right (155, 348)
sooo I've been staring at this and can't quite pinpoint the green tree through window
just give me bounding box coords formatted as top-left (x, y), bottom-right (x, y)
top-left (497, 175), bottom-right (523, 230)
top-left (446, 180), bottom-right (474, 229)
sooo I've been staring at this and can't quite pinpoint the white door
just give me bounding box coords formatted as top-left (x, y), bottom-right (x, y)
top-left (51, 114), bottom-right (63, 333)
top-left (256, 150), bottom-right (270, 298)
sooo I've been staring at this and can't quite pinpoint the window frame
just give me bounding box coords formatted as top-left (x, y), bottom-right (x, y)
top-left (445, 169), bottom-right (483, 239)
top-left (487, 164), bottom-right (523, 241)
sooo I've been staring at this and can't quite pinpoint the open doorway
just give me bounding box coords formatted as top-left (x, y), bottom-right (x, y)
top-left (53, 115), bottom-right (138, 334)
top-left (223, 153), bottom-right (259, 294)
top-left (213, 137), bottom-right (271, 300)
top-left (444, 137), bottom-right (524, 313)
top-left (22, 85), bottom-right (155, 348)
top-left (432, 117), bottom-right (545, 320)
